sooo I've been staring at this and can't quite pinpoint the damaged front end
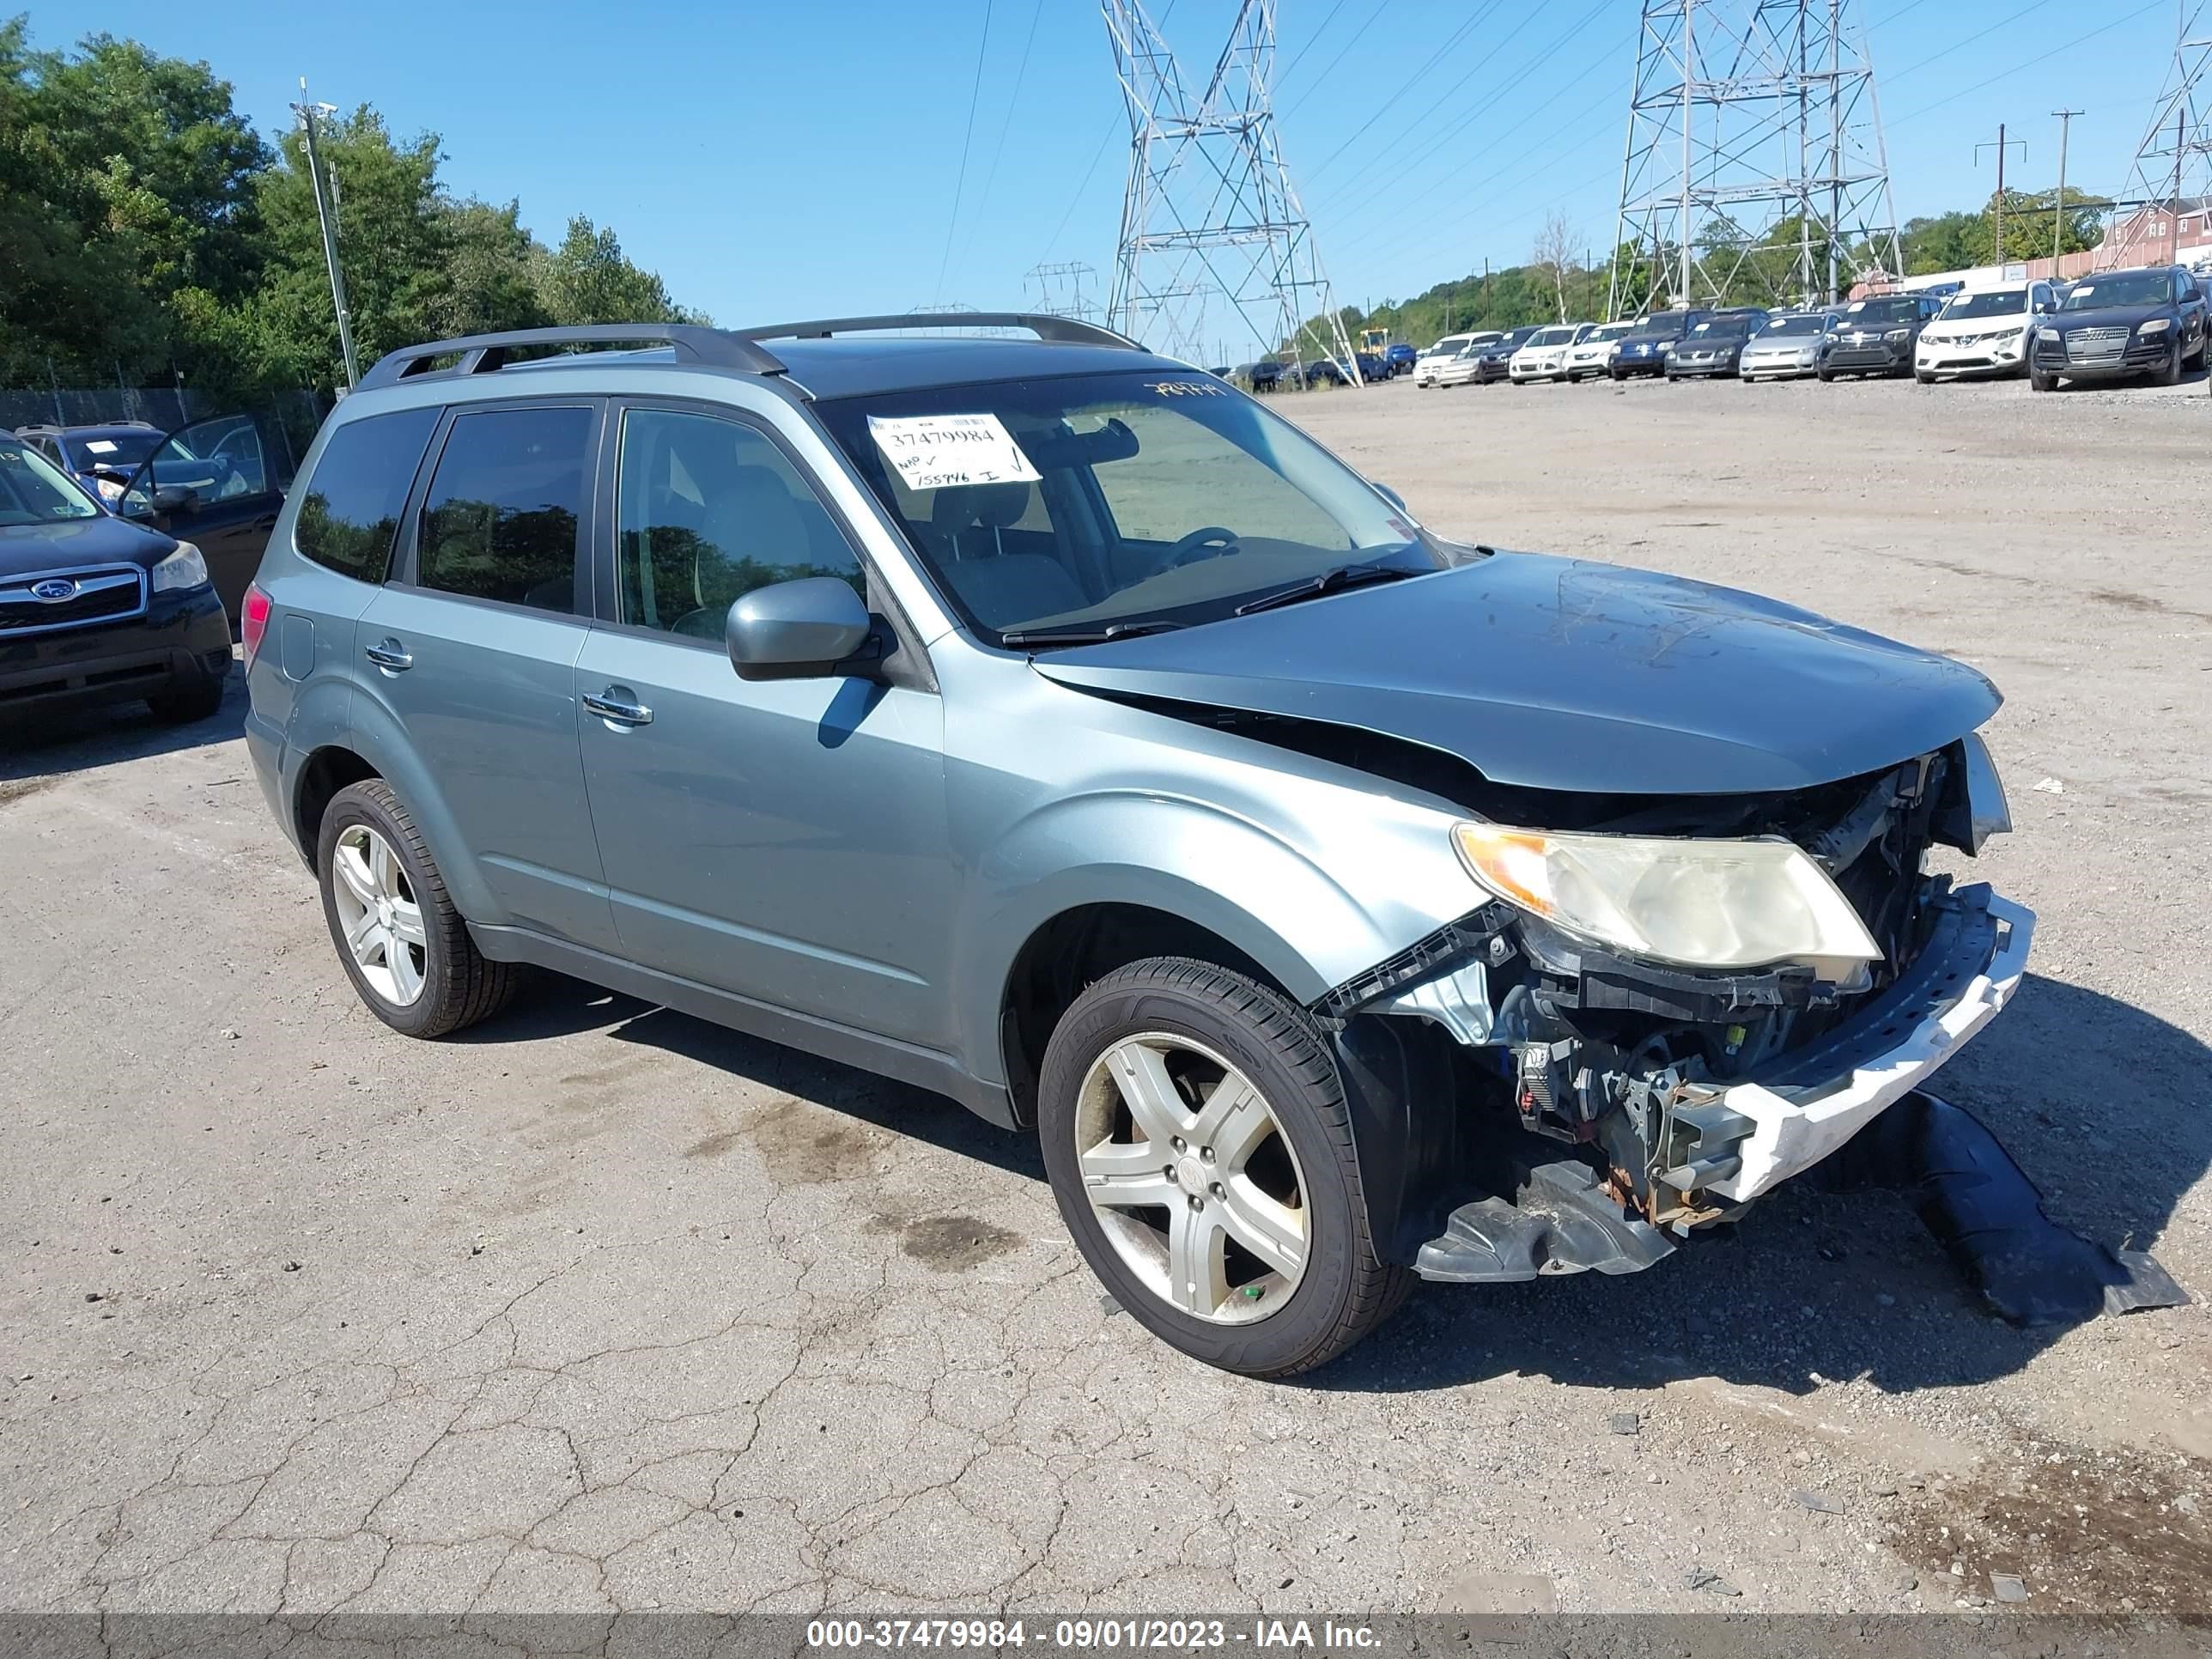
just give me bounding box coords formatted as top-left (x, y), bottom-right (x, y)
top-left (1313, 735), bottom-right (2033, 1283)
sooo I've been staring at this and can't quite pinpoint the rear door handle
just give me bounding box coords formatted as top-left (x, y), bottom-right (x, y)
top-left (582, 688), bottom-right (653, 727)
top-left (364, 639), bottom-right (412, 673)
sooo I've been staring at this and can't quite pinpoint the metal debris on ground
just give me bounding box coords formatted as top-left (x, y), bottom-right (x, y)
top-left (1608, 1412), bottom-right (1641, 1436)
top-left (1794, 1490), bottom-right (1844, 1514)
top-left (2033, 777), bottom-right (2065, 794)
top-left (1991, 1574), bottom-right (2030, 1603)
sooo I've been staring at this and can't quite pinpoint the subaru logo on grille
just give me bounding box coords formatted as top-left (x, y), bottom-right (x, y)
top-left (30, 578), bottom-right (78, 603)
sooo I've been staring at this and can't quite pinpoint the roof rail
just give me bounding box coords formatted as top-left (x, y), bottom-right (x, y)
top-left (734, 313), bottom-right (1143, 351)
top-left (356, 324), bottom-right (786, 391)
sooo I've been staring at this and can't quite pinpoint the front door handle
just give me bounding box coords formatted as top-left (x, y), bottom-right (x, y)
top-left (364, 638), bottom-right (412, 673)
top-left (582, 688), bottom-right (653, 727)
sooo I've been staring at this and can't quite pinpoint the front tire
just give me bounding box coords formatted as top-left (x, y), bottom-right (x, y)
top-left (2031, 367), bottom-right (2058, 392)
top-left (2153, 339), bottom-right (2184, 386)
top-left (1036, 958), bottom-right (1408, 1379)
top-left (317, 780), bottom-right (519, 1039)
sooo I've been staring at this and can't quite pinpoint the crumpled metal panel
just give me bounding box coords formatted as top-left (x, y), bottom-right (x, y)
top-left (1034, 551), bottom-right (2002, 795)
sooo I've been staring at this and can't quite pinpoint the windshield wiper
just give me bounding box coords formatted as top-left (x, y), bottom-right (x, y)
top-left (1000, 619), bottom-right (1186, 649)
top-left (1233, 562), bottom-right (1418, 617)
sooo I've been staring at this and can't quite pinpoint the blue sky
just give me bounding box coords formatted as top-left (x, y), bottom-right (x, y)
top-left (22, 0), bottom-right (2189, 350)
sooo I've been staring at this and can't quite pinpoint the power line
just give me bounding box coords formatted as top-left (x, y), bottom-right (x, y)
top-left (1316, 0), bottom-right (1618, 229)
top-left (957, 0), bottom-right (1048, 276)
top-left (1276, 0), bottom-right (1356, 86)
top-left (933, 0), bottom-right (997, 303)
top-left (1041, 0), bottom-right (1179, 262)
top-left (1888, 0), bottom-right (2167, 126)
top-left (1306, 3), bottom-right (1504, 182)
top-left (1881, 0), bottom-right (2069, 85)
top-left (1283, 0), bottom-right (1397, 118)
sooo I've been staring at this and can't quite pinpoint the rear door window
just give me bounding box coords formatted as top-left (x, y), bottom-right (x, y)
top-left (295, 408), bottom-right (441, 583)
top-left (414, 405), bottom-right (595, 615)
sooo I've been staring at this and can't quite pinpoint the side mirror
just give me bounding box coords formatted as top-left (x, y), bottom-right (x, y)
top-left (153, 483), bottom-right (194, 513)
top-left (726, 576), bottom-right (875, 682)
top-left (1372, 482), bottom-right (1407, 512)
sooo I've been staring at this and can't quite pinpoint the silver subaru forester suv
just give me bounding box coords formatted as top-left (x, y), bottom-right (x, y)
top-left (242, 317), bottom-right (2028, 1377)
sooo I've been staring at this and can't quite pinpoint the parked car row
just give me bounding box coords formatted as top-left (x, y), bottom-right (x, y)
top-left (1404, 264), bottom-right (2209, 394)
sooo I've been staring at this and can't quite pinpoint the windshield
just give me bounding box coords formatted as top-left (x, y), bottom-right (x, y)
top-left (1845, 297), bottom-right (1920, 324)
top-left (1941, 289), bottom-right (2028, 320)
top-left (1429, 337), bottom-right (1470, 354)
top-left (2062, 271), bottom-right (2171, 310)
top-left (1458, 334), bottom-right (1502, 354)
top-left (1626, 316), bottom-right (1684, 340)
top-left (1693, 314), bottom-right (1759, 337)
top-left (63, 430), bottom-right (161, 471)
top-left (815, 371), bottom-right (1443, 647)
top-left (1583, 322), bottom-right (1634, 343)
top-left (1759, 313), bottom-right (1829, 336)
top-left (1526, 326), bottom-right (1577, 348)
top-left (0, 440), bottom-right (102, 525)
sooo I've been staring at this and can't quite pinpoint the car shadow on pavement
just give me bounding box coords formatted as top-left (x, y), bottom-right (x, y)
top-left (1312, 970), bottom-right (2208, 1396)
top-left (465, 971), bottom-right (1047, 1182)
top-left (0, 666), bottom-right (244, 782)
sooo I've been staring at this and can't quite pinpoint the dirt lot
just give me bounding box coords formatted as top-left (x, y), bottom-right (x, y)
top-left (2, 370), bottom-right (2207, 1620)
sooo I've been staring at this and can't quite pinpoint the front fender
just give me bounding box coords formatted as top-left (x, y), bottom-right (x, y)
top-left (952, 790), bottom-right (1431, 1086)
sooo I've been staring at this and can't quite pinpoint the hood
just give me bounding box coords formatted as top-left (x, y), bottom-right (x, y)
top-left (1032, 552), bottom-right (2000, 796)
top-left (0, 512), bottom-right (175, 579)
top-left (2048, 302), bottom-right (2170, 329)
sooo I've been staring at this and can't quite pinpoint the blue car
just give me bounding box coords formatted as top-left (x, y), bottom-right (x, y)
top-left (240, 315), bottom-right (2030, 1378)
top-left (1382, 343), bottom-right (1418, 377)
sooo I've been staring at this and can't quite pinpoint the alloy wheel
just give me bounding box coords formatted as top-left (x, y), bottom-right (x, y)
top-left (1073, 1032), bottom-right (1308, 1323)
top-left (330, 823), bottom-right (428, 1006)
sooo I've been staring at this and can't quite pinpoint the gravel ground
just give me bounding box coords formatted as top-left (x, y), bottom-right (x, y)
top-left (1, 368), bottom-right (2206, 1620)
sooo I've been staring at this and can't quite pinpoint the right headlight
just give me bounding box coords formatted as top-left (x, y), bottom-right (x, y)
top-left (1451, 823), bottom-right (1881, 975)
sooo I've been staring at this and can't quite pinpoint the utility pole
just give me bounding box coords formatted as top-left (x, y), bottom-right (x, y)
top-left (1976, 123), bottom-right (2027, 269)
top-left (2051, 108), bottom-right (2082, 263)
top-left (2175, 108), bottom-right (2189, 263)
top-left (294, 81), bottom-right (359, 390)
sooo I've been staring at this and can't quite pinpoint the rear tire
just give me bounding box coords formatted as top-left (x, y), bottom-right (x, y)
top-left (317, 780), bottom-right (520, 1039)
top-left (1037, 957), bottom-right (1410, 1379)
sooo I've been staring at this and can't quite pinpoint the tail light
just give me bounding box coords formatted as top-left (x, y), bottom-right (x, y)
top-left (240, 583), bottom-right (272, 671)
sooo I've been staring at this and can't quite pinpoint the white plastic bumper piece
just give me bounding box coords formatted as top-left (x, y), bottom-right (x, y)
top-left (1705, 889), bottom-right (2035, 1202)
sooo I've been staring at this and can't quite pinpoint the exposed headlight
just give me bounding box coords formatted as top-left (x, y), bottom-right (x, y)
top-left (1452, 822), bottom-right (1881, 975)
top-left (2034, 325), bottom-right (2057, 343)
top-left (1885, 328), bottom-right (1911, 342)
top-left (2138, 318), bottom-right (2172, 334)
top-left (150, 541), bottom-right (210, 594)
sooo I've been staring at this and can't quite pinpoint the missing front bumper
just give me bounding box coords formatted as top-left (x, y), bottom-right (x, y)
top-left (1697, 883), bottom-right (2032, 1201)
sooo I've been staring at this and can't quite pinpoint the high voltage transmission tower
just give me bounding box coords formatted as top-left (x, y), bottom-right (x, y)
top-left (1103, 0), bottom-right (1364, 380)
top-left (1609, 0), bottom-right (1903, 319)
top-left (1024, 261), bottom-right (1102, 323)
top-left (2124, 1), bottom-right (2211, 233)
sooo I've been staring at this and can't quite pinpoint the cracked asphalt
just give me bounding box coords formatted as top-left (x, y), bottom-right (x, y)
top-left (2, 373), bottom-right (2207, 1620)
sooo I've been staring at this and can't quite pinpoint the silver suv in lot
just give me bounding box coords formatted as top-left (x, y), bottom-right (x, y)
top-left (242, 318), bottom-right (2030, 1377)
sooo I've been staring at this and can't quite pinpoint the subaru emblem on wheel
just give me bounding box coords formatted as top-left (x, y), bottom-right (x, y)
top-left (30, 578), bottom-right (77, 602)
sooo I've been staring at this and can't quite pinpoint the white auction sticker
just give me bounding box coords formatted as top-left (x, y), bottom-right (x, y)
top-left (867, 413), bottom-right (1040, 492)
top-left (83, 439), bottom-right (118, 454)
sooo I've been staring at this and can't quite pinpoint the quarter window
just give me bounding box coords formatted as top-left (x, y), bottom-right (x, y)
top-left (614, 408), bottom-right (863, 640)
top-left (294, 407), bottom-right (441, 583)
top-left (416, 406), bottom-right (593, 614)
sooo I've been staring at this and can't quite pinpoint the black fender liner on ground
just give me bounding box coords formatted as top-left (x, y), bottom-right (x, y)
top-left (1808, 1089), bottom-right (2188, 1322)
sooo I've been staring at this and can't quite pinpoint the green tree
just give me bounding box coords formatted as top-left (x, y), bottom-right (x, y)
top-left (536, 215), bottom-right (703, 327)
